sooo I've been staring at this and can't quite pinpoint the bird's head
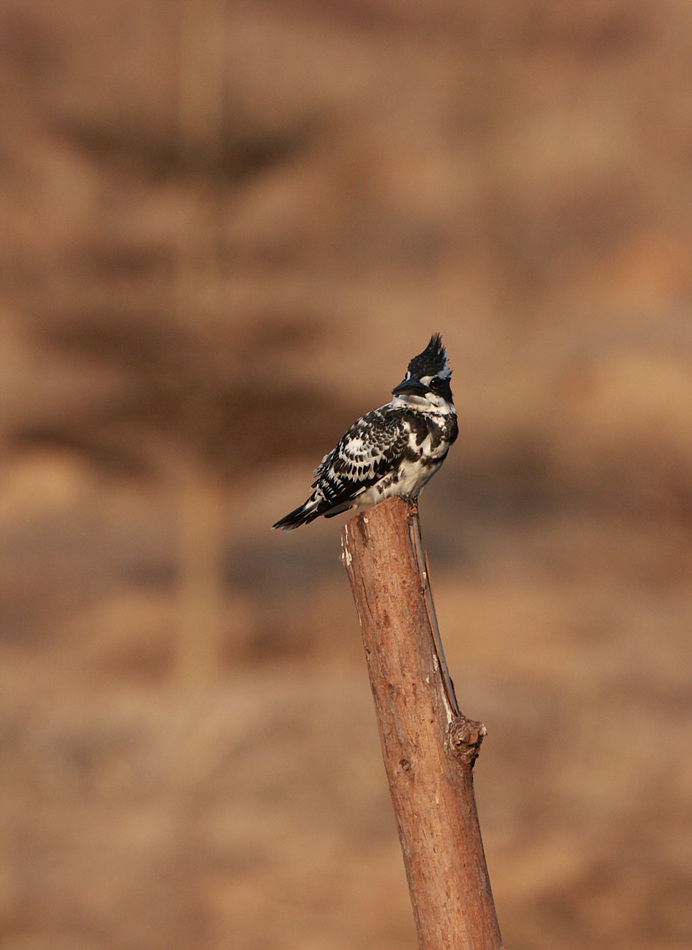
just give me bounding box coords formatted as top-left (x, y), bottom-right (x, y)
top-left (391, 334), bottom-right (455, 412)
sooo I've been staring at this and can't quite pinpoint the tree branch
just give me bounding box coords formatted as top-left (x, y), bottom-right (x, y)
top-left (341, 496), bottom-right (503, 950)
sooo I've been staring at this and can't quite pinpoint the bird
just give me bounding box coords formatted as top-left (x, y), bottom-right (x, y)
top-left (272, 334), bottom-right (458, 530)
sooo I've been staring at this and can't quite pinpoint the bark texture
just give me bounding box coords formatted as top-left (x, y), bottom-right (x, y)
top-left (341, 496), bottom-right (503, 950)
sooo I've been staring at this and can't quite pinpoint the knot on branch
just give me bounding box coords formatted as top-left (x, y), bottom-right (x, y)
top-left (448, 716), bottom-right (487, 769)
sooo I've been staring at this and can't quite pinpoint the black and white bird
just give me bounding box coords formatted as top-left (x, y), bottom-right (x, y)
top-left (272, 334), bottom-right (458, 530)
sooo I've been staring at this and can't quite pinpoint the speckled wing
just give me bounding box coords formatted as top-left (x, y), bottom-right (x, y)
top-left (312, 407), bottom-right (408, 516)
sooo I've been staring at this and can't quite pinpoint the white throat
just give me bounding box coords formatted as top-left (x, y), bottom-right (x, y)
top-left (392, 393), bottom-right (455, 414)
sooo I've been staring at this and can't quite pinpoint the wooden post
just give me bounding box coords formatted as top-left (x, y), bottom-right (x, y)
top-left (341, 496), bottom-right (503, 950)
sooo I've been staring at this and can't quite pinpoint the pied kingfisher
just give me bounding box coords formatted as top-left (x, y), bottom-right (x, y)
top-left (272, 334), bottom-right (458, 530)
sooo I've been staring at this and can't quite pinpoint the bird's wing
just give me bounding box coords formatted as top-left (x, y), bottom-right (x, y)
top-left (312, 406), bottom-right (408, 509)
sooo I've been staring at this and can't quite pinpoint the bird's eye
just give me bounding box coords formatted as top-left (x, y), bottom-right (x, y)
top-left (429, 377), bottom-right (442, 392)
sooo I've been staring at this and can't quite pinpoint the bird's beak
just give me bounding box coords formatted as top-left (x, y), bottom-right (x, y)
top-left (392, 376), bottom-right (429, 397)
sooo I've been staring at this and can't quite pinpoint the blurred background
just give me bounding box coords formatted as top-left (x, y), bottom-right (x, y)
top-left (2, 1), bottom-right (692, 948)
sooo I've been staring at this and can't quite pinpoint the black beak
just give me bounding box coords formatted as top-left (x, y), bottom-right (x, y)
top-left (392, 376), bottom-right (429, 397)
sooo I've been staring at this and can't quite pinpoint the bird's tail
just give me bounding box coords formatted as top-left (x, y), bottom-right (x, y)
top-left (272, 497), bottom-right (322, 531)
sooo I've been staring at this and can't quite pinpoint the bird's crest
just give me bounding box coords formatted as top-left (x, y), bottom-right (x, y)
top-left (406, 333), bottom-right (451, 380)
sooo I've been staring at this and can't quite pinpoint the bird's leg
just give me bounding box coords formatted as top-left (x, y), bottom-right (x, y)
top-left (403, 494), bottom-right (419, 516)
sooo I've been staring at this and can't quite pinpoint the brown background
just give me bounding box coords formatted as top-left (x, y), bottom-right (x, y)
top-left (2, 1), bottom-right (692, 948)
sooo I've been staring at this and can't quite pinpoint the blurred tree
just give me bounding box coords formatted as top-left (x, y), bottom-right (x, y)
top-left (172, 0), bottom-right (229, 684)
top-left (11, 0), bottom-right (348, 684)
